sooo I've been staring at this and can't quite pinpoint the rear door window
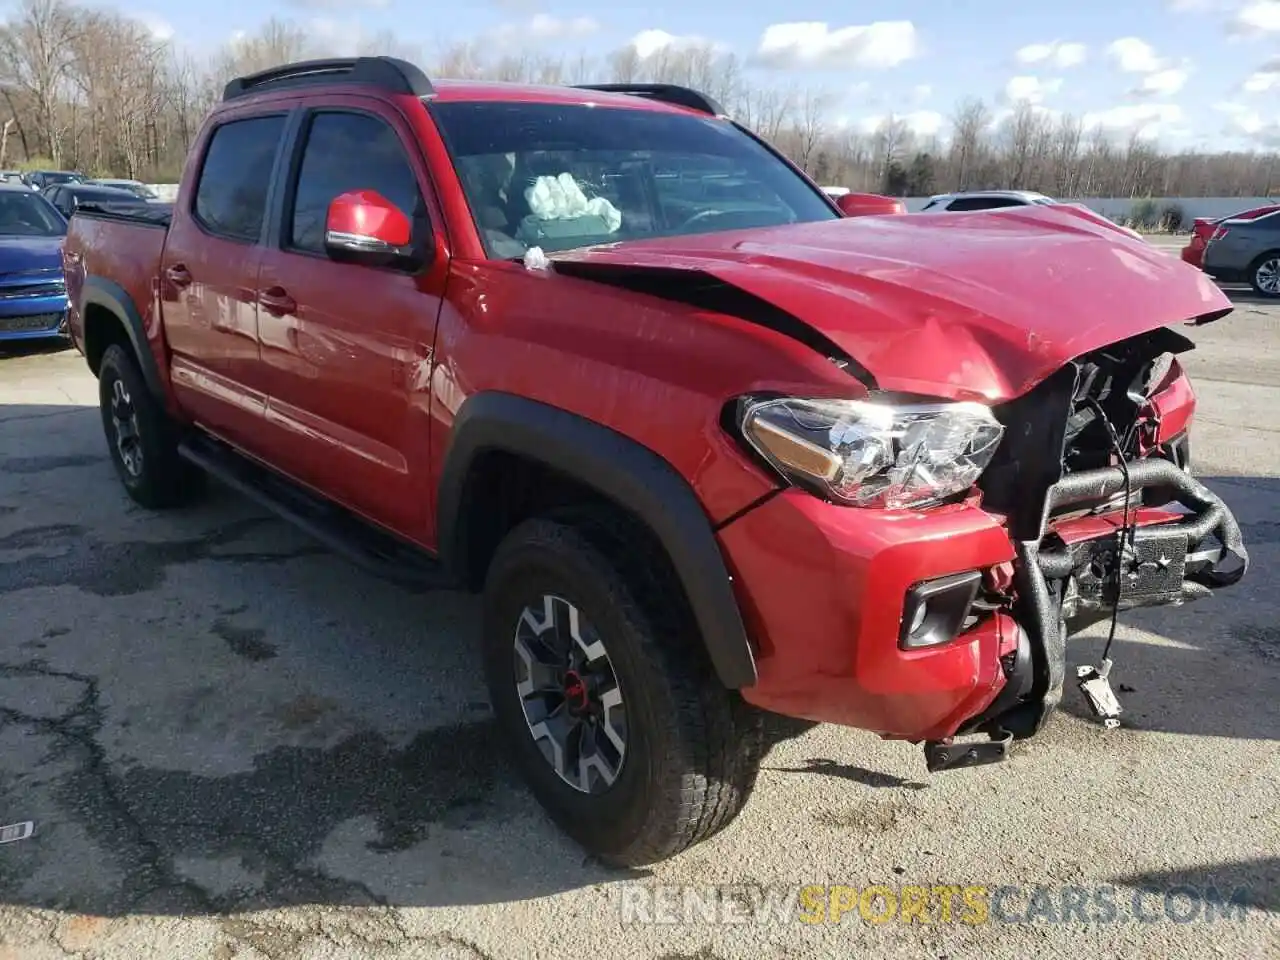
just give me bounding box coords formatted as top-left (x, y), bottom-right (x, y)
top-left (193, 114), bottom-right (288, 243)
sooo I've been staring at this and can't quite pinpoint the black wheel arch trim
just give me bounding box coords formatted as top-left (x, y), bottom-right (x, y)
top-left (437, 391), bottom-right (759, 689)
top-left (81, 276), bottom-right (166, 400)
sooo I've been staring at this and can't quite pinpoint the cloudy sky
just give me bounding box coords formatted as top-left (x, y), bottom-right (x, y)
top-left (119, 0), bottom-right (1280, 150)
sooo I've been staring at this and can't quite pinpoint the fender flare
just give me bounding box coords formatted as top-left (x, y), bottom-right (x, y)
top-left (437, 391), bottom-right (758, 689)
top-left (81, 276), bottom-right (165, 401)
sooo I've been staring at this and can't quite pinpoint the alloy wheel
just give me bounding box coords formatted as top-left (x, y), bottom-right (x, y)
top-left (1256, 258), bottom-right (1280, 294)
top-left (513, 594), bottom-right (627, 794)
top-left (110, 378), bottom-right (144, 478)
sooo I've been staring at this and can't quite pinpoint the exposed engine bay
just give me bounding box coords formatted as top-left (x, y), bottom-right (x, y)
top-left (954, 326), bottom-right (1249, 753)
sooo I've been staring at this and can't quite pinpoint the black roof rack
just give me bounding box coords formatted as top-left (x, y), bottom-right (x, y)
top-left (222, 56), bottom-right (435, 102)
top-left (572, 83), bottom-right (726, 117)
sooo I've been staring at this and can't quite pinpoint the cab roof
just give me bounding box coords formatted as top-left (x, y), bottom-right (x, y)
top-left (219, 57), bottom-right (723, 118)
top-left (427, 80), bottom-right (707, 116)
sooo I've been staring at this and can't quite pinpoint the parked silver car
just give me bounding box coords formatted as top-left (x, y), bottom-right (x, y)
top-left (919, 190), bottom-right (1144, 240)
top-left (1201, 209), bottom-right (1280, 295)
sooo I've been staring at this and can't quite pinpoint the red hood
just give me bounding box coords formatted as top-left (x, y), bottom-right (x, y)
top-left (550, 207), bottom-right (1231, 402)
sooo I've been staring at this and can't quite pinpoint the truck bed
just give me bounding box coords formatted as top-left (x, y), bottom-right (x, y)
top-left (74, 202), bottom-right (172, 229)
top-left (63, 204), bottom-right (171, 373)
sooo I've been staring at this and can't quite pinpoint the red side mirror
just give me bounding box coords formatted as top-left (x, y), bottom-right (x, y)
top-left (836, 193), bottom-right (906, 218)
top-left (325, 189), bottom-right (412, 253)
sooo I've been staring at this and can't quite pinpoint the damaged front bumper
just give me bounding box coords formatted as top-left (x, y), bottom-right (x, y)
top-left (718, 453), bottom-right (1250, 772)
top-left (935, 457), bottom-right (1249, 771)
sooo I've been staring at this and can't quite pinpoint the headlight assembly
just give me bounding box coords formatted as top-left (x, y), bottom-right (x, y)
top-left (738, 396), bottom-right (1005, 510)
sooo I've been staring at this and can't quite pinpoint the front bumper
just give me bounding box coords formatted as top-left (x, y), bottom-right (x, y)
top-left (0, 293), bottom-right (69, 341)
top-left (718, 460), bottom-right (1248, 745)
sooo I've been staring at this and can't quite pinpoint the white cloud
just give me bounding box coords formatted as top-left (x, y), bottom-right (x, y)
top-left (755, 20), bottom-right (918, 70)
top-left (626, 28), bottom-right (707, 59)
top-left (1243, 58), bottom-right (1280, 91)
top-left (1135, 67), bottom-right (1189, 95)
top-left (284, 0), bottom-right (389, 9)
top-left (135, 13), bottom-right (173, 41)
top-left (1004, 75), bottom-right (1063, 104)
top-left (853, 110), bottom-right (943, 138)
top-left (913, 83), bottom-right (932, 101)
top-left (489, 13), bottom-right (600, 46)
top-left (528, 14), bottom-right (600, 40)
top-left (1233, 1), bottom-right (1280, 32)
top-left (991, 103), bottom-right (1061, 127)
top-left (1015, 41), bottom-right (1087, 68)
top-left (1106, 37), bottom-right (1163, 72)
top-left (1243, 72), bottom-right (1280, 91)
top-left (1215, 101), bottom-right (1280, 145)
top-left (307, 16), bottom-right (365, 54)
top-left (1082, 103), bottom-right (1184, 138)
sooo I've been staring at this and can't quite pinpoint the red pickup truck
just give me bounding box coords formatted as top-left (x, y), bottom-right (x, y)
top-left (63, 57), bottom-right (1249, 867)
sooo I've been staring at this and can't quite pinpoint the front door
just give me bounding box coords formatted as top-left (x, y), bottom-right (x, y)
top-left (254, 97), bottom-right (448, 537)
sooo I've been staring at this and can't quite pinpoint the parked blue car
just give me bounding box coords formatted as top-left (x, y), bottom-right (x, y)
top-left (0, 182), bottom-right (70, 343)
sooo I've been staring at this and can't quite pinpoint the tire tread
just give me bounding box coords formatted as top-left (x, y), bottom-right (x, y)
top-left (489, 508), bottom-right (762, 866)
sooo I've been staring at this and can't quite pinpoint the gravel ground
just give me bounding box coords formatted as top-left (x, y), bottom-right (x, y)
top-left (0, 247), bottom-right (1276, 959)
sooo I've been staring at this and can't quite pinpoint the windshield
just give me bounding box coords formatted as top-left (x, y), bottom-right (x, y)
top-left (0, 191), bottom-right (67, 236)
top-left (42, 172), bottom-right (81, 185)
top-left (429, 101), bottom-right (839, 258)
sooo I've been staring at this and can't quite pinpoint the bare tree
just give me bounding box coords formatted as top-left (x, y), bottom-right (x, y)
top-left (790, 90), bottom-right (829, 174)
top-left (0, 0), bottom-right (1276, 198)
top-left (948, 98), bottom-right (989, 191)
top-left (0, 0), bottom-right (81, 164)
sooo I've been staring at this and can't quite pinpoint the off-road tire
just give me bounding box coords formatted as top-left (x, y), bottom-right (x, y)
top-left (98, 344), bottom-right (204, 509)
top-left (481, 513), bottom-right (764, 867)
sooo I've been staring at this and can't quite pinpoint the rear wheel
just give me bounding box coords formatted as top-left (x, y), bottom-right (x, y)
top-left (481, 515), bottom-right (763, 867)
top-left (98, 344), bottom-right (204, 509)
top-left (1249, 252), bottom-right (1280, 296)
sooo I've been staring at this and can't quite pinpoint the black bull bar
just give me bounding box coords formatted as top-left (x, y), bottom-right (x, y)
top-left (978, 458), bottom-right (1249, 741)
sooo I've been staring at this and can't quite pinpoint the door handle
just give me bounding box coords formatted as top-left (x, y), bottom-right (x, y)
top-left (165, 264), bottom-right (192, 287)
top-left (259, 286), bottom-right (297, 317)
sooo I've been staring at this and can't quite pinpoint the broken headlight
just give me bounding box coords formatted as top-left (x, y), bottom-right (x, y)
top-left (738, 397), bottom-right (1005, 509)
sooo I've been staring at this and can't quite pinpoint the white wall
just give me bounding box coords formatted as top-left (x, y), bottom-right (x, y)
top-left (899, 195), bottom-right (1278, 224)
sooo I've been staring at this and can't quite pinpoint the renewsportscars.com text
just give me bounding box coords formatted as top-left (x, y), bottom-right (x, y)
top-left (616, 883), bottom-right (1254, 926)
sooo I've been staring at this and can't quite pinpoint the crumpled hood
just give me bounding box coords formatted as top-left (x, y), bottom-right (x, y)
top-left (549, 206), bottom-right (1231, 402)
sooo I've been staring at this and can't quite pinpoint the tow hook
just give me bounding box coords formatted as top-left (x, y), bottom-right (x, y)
top-left (923, 728), bottom-right (1014, 772)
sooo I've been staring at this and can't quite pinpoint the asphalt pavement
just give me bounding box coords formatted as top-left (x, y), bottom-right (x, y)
top-left (0, 244), bottom-right (1276, 958)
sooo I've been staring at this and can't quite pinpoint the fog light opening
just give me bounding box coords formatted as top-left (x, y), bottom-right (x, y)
top-left (900, 570), bottom-right (983, 650)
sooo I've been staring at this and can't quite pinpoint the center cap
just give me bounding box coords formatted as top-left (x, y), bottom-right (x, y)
top-left (563, 670), bottom-right (590, 713)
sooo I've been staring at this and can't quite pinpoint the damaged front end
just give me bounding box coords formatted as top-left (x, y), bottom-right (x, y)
top-left (930, 327), bottom-right (1249, 769)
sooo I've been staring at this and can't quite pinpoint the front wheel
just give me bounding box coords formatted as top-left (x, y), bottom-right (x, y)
top-left (98, 344), bottom-right (204, 509)
top-left (1249, 252), bottom-right (1280, 296)
top-left (481, 516), bottom-right (763, 867)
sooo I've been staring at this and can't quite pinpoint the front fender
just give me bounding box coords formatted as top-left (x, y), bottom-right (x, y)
top-left (436, 391), bottom-right (758, 689)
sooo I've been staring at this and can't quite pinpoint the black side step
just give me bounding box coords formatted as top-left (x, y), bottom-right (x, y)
top-left (178, 433), bottom-right (452, 592)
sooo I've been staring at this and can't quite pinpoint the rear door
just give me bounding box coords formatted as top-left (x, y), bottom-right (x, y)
top-left (253, 94), bottom-right (449, 535)
top-left (160, 106), bottom-right (294, 445)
